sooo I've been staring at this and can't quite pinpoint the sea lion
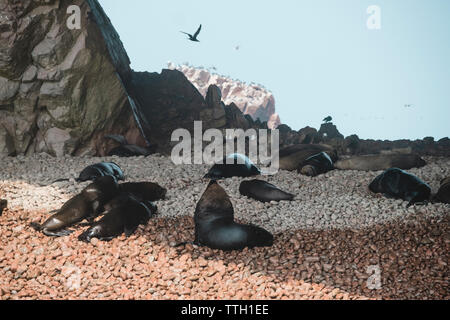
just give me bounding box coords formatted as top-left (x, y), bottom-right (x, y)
top-left (368, 168), bottom-right (431, 207)
top-left (105, 135), bottom-right (153, 157)
top-left (335, 154), bottom-right (426, 171)
top-left (77, 162), bottom-right (125, 182)
top-left (434, 177), bottom-right (450, 204)
top-left (0, 199), bottom-right (7, 216)
top-left (297, 152), bottom-right (334, 177)
top-left (204, 154), bottom-right (261, 179)
top-left (239, 180), bottom-right (294, 203)
top-left (40, 162), bottom-right (125, 186)
top-left (194, 181), bottom-right (273, 251)
top-left (78, 194), bottom-right (157, 242)
top-left (118, 182), bottom-right (167, 202)
top-left (31, 176), bottom-right (120, 237)
top-left (276, 144), bottom-right (337, 171)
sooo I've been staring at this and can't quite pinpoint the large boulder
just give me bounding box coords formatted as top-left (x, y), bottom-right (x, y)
top-left (0, 0), bottom-right (144, 156)
top-left (319, 122), bottom-right (344, 140)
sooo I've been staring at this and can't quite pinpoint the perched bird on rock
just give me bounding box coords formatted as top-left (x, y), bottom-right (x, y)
top-left (323, 116), bottom-right (332, 123)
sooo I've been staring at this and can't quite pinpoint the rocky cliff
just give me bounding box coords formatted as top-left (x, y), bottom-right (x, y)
top-left (0, 0), bottom-right (149, 156)
top-left (169, 63), bottom-right (281, 130)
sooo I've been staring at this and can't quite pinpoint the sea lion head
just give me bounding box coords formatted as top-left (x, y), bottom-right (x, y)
top-left (82, 175), bottom-right (119, 203)
top-left (300, 165), bottom-right (317, 177)
top-left (195, 180), bottom-right (234, 222)
top-left (78, 166), bottom-right (105, 182)
top-left (368, 174), bottom-right (383, 193)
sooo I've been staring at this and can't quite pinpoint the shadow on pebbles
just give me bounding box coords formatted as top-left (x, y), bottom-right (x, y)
top-left (0, 207), bottom-right (448, 300)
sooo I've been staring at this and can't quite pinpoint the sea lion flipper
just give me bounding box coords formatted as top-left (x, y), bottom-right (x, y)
top-left (42, 228), bottom-right (74, 237)
top-left (30, 222), bottom-right (42, 231)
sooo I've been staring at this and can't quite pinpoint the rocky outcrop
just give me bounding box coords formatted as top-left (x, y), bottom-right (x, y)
top-left (129, 70), bottom-right (272, 154)
top-left (169, 63), bottom-right (281, 129)
top-left (1, 0), bottom-right (448, 158)
top-left (0, 0), bottom-right (145, 157)
top-left (319, 123), bottom-right (344, 140)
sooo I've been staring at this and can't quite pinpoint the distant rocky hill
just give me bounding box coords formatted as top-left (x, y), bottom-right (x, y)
top-left (169, 63), bottom-right (281, 130)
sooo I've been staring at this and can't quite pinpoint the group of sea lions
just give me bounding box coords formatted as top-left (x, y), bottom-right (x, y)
top-left (31, 163), bottom-right (166, 241)
top-left (27, 144), bottom-right (449, 252)
top-left (276, 144), bottom-right (428, 176)
top-left (275, 143), bottom-right (449, 206)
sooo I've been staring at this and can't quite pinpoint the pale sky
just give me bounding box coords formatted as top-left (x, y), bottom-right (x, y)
top-left (99, 0), bottom-right (450, 140)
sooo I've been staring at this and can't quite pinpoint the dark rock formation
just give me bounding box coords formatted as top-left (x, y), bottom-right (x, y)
top-left (319, 123), bottom-right (344, 140)
top-left (0, 0), bottom-right (144, 156)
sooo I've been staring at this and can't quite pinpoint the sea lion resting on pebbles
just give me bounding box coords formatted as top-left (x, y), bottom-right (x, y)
top-left (119, 182), bottom-right (167, 202)
top-left (77, 162), bottom-right (125, 182)
top-left (276, 144), bottom-right (337, 171)
top-left (78, 194), bottom-right (157, 242)
top-left (369, 168), bottom-right (431, 207)
top-left (434, 177), bottom-right (450, 204)
top-left (204, 153), bottom-right (261, 179)
top-left (335, 154), bottom-right (426, 171)
top-left (41, 162), bottom-right (125, 186)
top-left (31, 176), bottom-right (119, 237)
top-left (239, 180), bottom-right (294, 203)
top-left (297, 152), bottom-right (334, 177)
top-left (194, 181), bottom-right (273, 251)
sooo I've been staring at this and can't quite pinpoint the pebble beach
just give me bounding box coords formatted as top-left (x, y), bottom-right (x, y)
top-left (0, 154), bottom-right (448, 300)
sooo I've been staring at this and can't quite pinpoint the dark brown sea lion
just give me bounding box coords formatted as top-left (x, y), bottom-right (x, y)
top-left (204, 153), bottom-right (261, 179)
top-left (40, 162), bottom-right (125, 186)
top-left (77, 162), bottom-right (125, 182)
top-left (118, 182), bottom-right (167, 202)
top-left (369, 168), bottom-right (431, 207)
top-left (31, 176), bottom-right (119, 237)
top-left (297, 152), bottom-right (334, 177)
top-left (434, 177), bottom-right (450, 204)
top-left (335, 154), bottom-right (426, 171)
top-left (78, 194), bottom-right (157, 242)
top-left (194, 181), bottom-right (273, 251)
top-left (0, 199), bottom-right (7, 216)
top-left (276, 144), bottom-right (337, 171)
top-left (239, 180), bottom-right (294, 203)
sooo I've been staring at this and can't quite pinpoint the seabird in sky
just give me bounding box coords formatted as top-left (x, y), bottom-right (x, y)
top-left (180, 24), bottom-right (202, 42)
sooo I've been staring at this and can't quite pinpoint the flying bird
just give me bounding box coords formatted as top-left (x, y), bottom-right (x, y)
top-left (180, 24), bottom-right (202, 42)
top-left (323, 116), bottom-right (333, 123)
